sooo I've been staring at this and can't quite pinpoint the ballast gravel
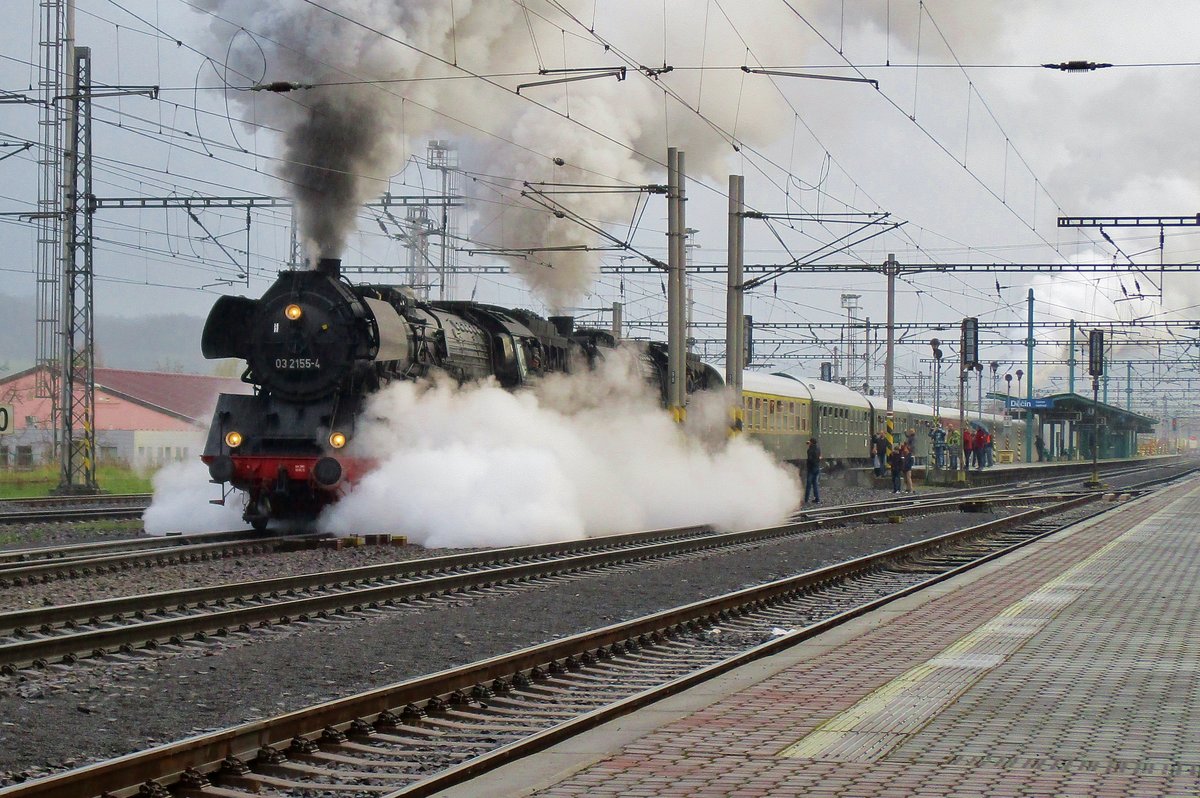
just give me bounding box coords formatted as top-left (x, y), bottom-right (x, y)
top-left (0, 480), bottom-right (1024, 785)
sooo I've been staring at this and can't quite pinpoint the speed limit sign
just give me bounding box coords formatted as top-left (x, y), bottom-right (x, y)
top-left (0, 404), bottom-right (12, 435)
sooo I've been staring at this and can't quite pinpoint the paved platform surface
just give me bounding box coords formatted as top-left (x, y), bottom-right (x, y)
top-left (438, 475), bottom-right (1200, 798)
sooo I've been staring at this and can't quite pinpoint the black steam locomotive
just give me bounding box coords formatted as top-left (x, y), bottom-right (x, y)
top-left (201, 258), bottom-right (720, 529)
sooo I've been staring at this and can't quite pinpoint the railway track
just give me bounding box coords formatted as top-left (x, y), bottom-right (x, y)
top-left (0, 486), bottom-right (1068, 673)
top-left (0, 532), bottom-right (324, 588)
top-left (0, 529), bottom-right (296, 570)
top-left (0, 493), bottom-right (151, 525)
top-left (2, 460), bottom-right (1193, 673)
top-left (0, 481), bottom-right (1145, 798)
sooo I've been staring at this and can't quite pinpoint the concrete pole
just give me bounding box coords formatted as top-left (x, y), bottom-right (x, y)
top-left (673, 151), bottom-right (688, 415)
top-left (611, 302), bottom-right (622, 341)
top-left (1126, 361), bottom-right (1132, 411)
top-left (666, 148), bottom-right (683, 421)
top-left (687, 285), bottom-right (694, 355)
top-left (1025, 289), bottom-right (1035, 463)
top-left (977, 368), bottom-right (983, 421)
top-left (1067, 318), bottom-right (1076, 458)
top-left (884, 254), bottom-right (896, 453)
top-left (958, 367), bottom-right (967, 483)
top-left (863, 318), bottom-right (871, 394)
top-left (725, 175), bottom-right (744, 397)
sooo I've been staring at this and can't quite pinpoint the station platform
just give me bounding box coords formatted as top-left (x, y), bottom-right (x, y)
top-left (920, 453), bottom-right (1188, 487)
top-left (847, 453), bottom-right (1129, 486)
top-left (441, 474), bottom-right (1200, 797)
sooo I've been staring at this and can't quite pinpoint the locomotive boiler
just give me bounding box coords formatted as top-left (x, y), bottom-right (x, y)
top-left (200, 258), bottom-right (720, 529)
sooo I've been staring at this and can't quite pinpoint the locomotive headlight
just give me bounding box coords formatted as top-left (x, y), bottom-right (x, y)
top-left (225, 430), bottom-right (243, 448)
top-left (284, 303), bottom-right (303, 321)
top-left (329, 431), bottom-right (347, 449)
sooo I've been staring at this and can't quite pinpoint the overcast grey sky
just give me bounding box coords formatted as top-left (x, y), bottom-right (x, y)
top-left (2, 1), bottom-right (1198, 412)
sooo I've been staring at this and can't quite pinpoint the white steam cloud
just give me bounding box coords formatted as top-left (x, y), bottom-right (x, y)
top-left (199, 0), bottom-right (788, 305)
top-left (143, 460), bottom-right (247, 535)
top-left (319, 353), bottom-right (799, 547)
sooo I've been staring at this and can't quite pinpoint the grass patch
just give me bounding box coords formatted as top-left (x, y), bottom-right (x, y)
top-left (0, 465), bottom-right (154, 498)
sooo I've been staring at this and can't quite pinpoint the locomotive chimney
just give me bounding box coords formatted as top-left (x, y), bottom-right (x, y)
top-left (549, 316), bottom-right (575, 337)
top-left (316, 257), bottom-right (342, 278)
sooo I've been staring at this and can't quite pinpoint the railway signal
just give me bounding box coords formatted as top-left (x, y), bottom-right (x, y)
top-left (1088, 329), bottom-right (1105, 377)
top-left (1086, 329), bottom-right (1105, 487)
top-left (961, 317), bottom-right (979, 369)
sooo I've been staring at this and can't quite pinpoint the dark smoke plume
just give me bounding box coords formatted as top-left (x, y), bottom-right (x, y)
top-left (198, 0), bottom-right (786, 301)
top-left (281, 91), bottom-right (395, 259)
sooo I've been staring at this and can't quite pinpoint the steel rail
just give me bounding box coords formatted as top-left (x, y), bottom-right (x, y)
top-left (0, 491), bottom-right (1116, 798)
top-left (0, 494), bottom-right (152, 525)
top-left (0, 529), bottom-right (279, 569)
top-left (0, 506), bottom-right (146, 525)
top-left (0, 536), bottom-right (305, 586)
top-left (0, 494), bottom-right (151, 510)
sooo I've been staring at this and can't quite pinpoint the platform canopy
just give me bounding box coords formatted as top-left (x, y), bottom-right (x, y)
top-left (1000, 393), bottom-right (1157, 435)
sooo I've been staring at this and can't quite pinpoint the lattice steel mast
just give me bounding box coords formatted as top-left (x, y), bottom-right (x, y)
top-left (57, 45), bottom-right (97, 494)
top-left (36, 0), bottom-right (67, 443)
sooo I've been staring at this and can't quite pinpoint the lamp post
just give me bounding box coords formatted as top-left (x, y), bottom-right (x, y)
top-left (975, 362), bottom-right (984, 421)
top-left (930, 339), bottom-right (944, 470)
top-left (1005, 372), bottom-right (1013, 448)
top-left (990, 362), bottom-right (999, 414)
top-left (930, 339), bottom-right (943, 421)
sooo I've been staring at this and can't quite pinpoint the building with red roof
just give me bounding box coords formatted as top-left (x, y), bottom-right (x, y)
top-left (0, 366), bottom-right (250, 469)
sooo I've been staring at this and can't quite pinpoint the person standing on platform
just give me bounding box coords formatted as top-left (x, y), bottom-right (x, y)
top-left (984, 429), bottom-right (995, 468)
top-left (947, 425), bottom-right (961, 471)
top-left (962, 427), bottom-right (974, 471)
top-left (1035, 434), bottom-right (1047, 462)
top-left (901, 443), bottom-right (916, 493)
top-left (930, 423), bottom-right (947, 469)
top-left (803, 438), bottom-right (822, 505)
top-left (869, 434), bottom-right (883, 477)
top-left (889, 443), bottom-right (904, 494)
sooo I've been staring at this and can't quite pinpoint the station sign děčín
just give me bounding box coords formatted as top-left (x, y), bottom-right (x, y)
top-left (1005, 397), bottom-right (1054, 410)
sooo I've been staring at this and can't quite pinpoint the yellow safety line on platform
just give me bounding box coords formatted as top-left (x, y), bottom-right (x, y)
top-left (776, 490), bottom-right (1185, 760)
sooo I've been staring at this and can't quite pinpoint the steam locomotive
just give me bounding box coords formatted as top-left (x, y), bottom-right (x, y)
top-left (200, 258), bottom-right (721, 529)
